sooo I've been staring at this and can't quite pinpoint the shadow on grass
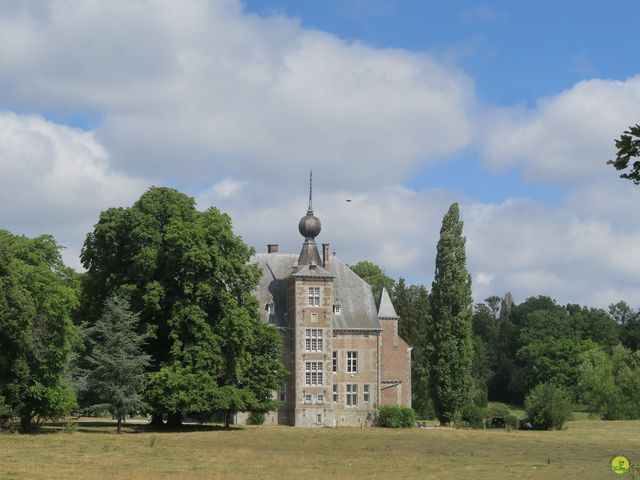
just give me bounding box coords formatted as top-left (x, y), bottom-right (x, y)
top-left (42, 420), bottom-right (244, 435)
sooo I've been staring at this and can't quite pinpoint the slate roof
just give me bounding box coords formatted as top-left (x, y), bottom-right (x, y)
top-left (377, 287), bottom-right (399, 320)
top-left (251, 252), bottom-right (382, 331)
top-left (293, 262), bottom-right (334, 278)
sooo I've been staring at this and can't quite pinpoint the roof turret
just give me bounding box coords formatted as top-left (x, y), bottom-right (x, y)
top-left (295, 171), bottom-right (331, 275)
top-left (378, 287), bottom-right (399, 320)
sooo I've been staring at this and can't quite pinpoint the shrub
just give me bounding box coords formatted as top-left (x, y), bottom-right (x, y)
top-left (379, 405), bottom-right (402, 428)
top-left (505, 414), bottom-right (519, 431)
top-left (247, 411), bottom-right (266, 425)
top-left (524, 382), bottom-right (571, 430)
top-left (0, 395), bottom-right (11, 429)
top-left (400, 407), bottom-right (416, 428)
top-left (460, 403), bottom-right (484, 429)
top-left (451, 410), bottom-right (464, 428)
top-left (484, 402), bottom-right (511, 428)
top-left (379, 405), bottom-right (414, 428)
top-left (484, 402), bottom-right (510, 420)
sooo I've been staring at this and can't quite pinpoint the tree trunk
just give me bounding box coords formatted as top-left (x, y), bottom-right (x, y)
top-left (224, 411), bottom-right (233, 429)
top-left (166, 412), bottom-right (182, 428)
top-left (117, 414), bottom-right (122, 434)
top-left (149, 413), bottom-right (165, 428)
top-left (19, 414), bottom-right (32, 433)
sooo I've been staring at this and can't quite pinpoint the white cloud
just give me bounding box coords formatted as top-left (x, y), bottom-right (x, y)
top-left (2, 108), bottom-right (638, 308)
top-left (475, 272), bottom-right (494, 287)
top-left (464, 198), bottom-right (640, 306)
top-left (0, 0), bottom-right (476, 189)
top-left (205, 186), bottom-right (640, 308)
top-left (0, 111), bottom-right (149, 269)
top-left (482, 76), bottom-right (640, 182)
top-left (1, 0), bottom-right (640, 310)
top-left (197, 178), bottom-right (247, 203)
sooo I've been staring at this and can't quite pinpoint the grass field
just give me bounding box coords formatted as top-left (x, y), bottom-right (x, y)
top-left (1, 419), bottom-right (638, 479)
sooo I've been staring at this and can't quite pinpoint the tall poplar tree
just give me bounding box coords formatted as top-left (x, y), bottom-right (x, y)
top-left (427, 203), bottom-right (474, 423)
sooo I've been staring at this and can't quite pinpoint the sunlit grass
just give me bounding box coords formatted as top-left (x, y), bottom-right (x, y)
top-left (1, 419), bottom-right (638, 479)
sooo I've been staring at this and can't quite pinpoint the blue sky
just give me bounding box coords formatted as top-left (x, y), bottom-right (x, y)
top-left (0, 0), bottom-right (639, 307)
top-left (244, 1), bottom-right (640, 104)
top-left (244, 0), bottom-right (638, 205)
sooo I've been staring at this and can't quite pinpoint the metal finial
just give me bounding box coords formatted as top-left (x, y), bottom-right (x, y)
top-left (308, 170), bottom-right (313, 212)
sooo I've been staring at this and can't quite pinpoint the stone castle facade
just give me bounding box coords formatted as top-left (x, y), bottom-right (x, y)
top-left (244, 198), bottom-right (411, 427)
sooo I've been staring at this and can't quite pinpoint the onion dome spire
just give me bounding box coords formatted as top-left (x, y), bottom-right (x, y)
top-left (298, 170), bottom-right (321, 240)
top-left (297, 170), bottom-right (323, 268)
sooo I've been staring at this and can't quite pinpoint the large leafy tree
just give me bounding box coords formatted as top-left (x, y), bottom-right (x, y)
top-left (0, 231), bottom-right (79, 431)
top-left (426, 203), bottom-right (474, 423)
top-left (80, 187), bottom-right (285, 426)
top-left (350, 260), bottom-right (395, 304)
top-left (610, 301), bottom-right (640, 351)
top-left (578, 344), bottom-right (640, 420)
top-left (566, 304), bottom-right (620, 347)
top-left (487, 293), bottom-right (520, 403)
top-left (471, 302), bottom-right (500, 406)
top-left (83, 295), bottom-right (150, 433)
top-left (608, 124), bottom-right (640, 184)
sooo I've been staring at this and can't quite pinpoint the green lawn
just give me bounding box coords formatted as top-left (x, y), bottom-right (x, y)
top-left (0, 419), bottom-right (638, 479)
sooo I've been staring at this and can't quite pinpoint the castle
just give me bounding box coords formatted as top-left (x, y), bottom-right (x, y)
top-left (247, 191), bottom-right (412, 427)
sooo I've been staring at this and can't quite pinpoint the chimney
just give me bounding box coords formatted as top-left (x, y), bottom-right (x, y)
top-left (322, 243), bottom-right (330, 267)
top-left (267, 244), bottom-right (279, 254)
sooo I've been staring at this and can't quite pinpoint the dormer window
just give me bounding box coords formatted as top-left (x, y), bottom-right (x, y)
top-left (265, 300), bottom-right (275, 315)
top-left (333, 301), bottom-right (342, 315)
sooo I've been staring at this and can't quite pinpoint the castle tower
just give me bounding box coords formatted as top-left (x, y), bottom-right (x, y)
top-left (289, 172), bottom-right (336, 427)
top-left (249, 173), bottom-right (410, 427)
top-left (378, 287), bottom-right (412, 407)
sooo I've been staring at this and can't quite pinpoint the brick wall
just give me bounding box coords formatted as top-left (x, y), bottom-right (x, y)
top-left (379, 318), bottom-right (412, 408)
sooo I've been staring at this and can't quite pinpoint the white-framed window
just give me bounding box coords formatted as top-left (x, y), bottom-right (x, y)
top-left (347, 351), bottom-right (358, 373)
top-left (346, 384), bottom-right (358, 406)
top-left (305, 361), bottom-right (323, 386)
top-left (332, 351), bottom-right (337, 373)
top-left (304, 393), bottom-right (313, 404)
top-left (332, 384), bottom-right (338, 402)
top-left (333, 301), bottom-right (341, 315)
top-left (363, 384), bottom-right (370, 403)
top-left (305, 329), bottom-right (323, 352)
top-left (317, 393), bottom-right (324, 404)
top-left (279, 383), bottom-right (286, 402)
top-left (308, 287), bottom-right (320, 307)
top-left (317, 414), bottom-right (322, 424)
